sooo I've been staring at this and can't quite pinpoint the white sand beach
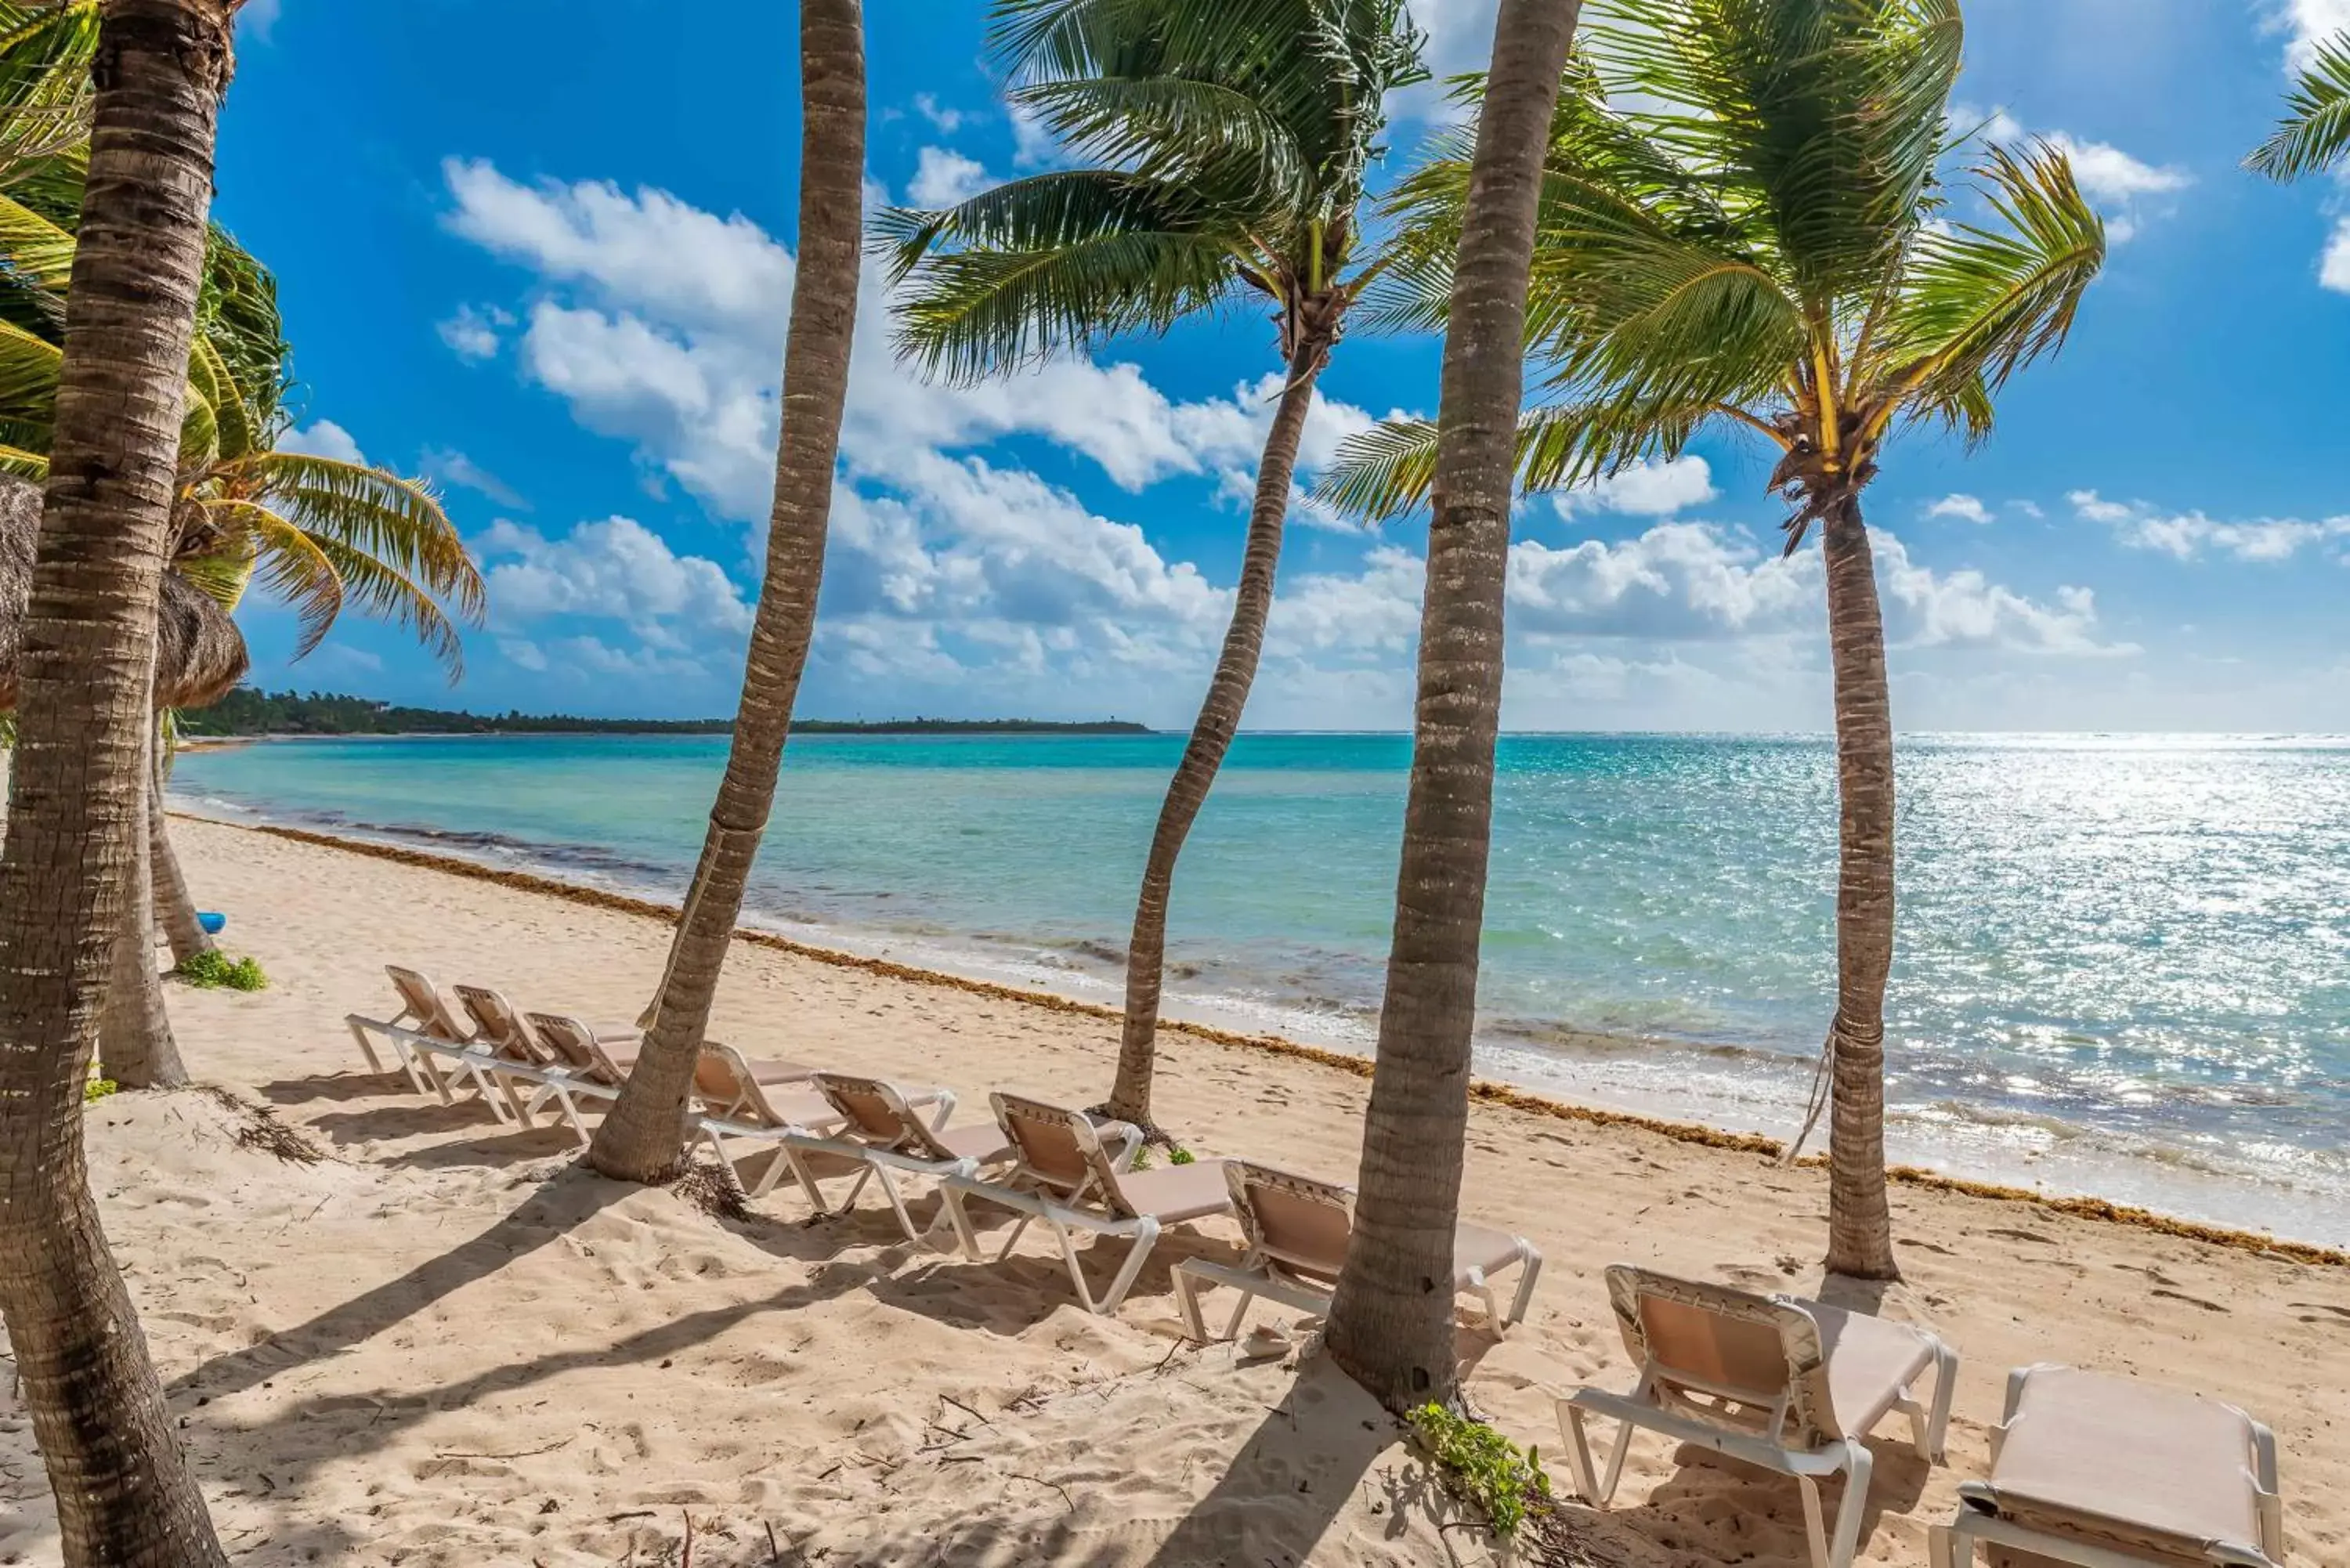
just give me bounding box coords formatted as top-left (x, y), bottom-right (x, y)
top-left (2, 812), bottom-right (2344, 1566)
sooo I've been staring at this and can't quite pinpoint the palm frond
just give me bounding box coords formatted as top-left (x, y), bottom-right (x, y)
top-left (308, 533), bottom-right (468, 677)
top-left (2250, 31), bottom-right (2350, 181)
top-left (1010, 74), bottom-right (1311, 211)
top-left (0, 313), bottom-right (59, 434)
top-left (0, 2), bottom-right (99, 195)
top-left (878, 170), bottom-right (1242, 383)
top-left (0, 437), bottom-right (43, 479)
top-left (245, 453), bottom-right (486, 622)
top-left (195, 499), bottom-right (341, 654)
top-left (1873, 139), bottom-right (2103, 425)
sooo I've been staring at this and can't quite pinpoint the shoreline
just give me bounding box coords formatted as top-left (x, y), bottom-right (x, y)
top-left (179, 807), bottom-right (2350, 1270)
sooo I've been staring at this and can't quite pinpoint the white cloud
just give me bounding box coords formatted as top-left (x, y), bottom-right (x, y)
top-left (907, 146), bottom-right (990, 208)
top-left (444, 158), bottom-right (794, 334)
top-left (1009, 99), bottom-right (1061, 168)
top-left (2277, 0), bottom-right (2350, 72)
top-left (278, 419), bottom-right (365, 464)
top-left (2069, 489), bottom-right (2350, 562)
top-left (1925, 493), bottom-right (1995, 526)
top-left (1871, 533), bottom-right (2117, 654)
top-left (423, 449), bottom-right (528, 510)
top-left (240, 0), bottom-right (282, 38)
top-left (476, 516), bottom-right (754, 649)
top-left (2321, 219), bottom-right (2350, 294)
top-left (913, 93), bottom-right (967, 134)
top-left (438, 304), bottom-right (508, 362)
top-left (1556, 456), bottom-right (1718, 518)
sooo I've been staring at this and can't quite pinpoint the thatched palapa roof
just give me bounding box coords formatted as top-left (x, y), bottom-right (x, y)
top-left (0, 475), bottom-right (248, 712)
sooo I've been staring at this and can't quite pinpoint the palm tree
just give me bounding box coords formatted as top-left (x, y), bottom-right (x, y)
top-left (879, 0), bottom-right (1428, 1136)
top-left (0, 0), bottom-right (237, 1556)
top-left (0, 2), bottom-right (483, 976)
top-left (1318, 0), bottom-right (1582, 1416)
top-left (2249, 31), bottom-right (2350, 180)
top-left (586, 0), bottom-right (866, 1183)
top-left (1323, 0), bottom-right (2105, 1281)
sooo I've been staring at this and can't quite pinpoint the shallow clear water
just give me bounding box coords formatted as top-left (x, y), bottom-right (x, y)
top-left (172, 732), bottom-right (2350, 1242)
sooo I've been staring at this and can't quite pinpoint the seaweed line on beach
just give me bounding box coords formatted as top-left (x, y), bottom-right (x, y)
top-left (192, 812), bottom-right (2350, 1270)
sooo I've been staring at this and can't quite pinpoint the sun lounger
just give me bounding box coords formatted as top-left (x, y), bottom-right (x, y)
top-left (940, 1093), bottom-right (1234, 1316)
top-left (1558, 1264), bottom-right (1958, 1568)
top-left (685, 1041), bottom-right (866, 1195)
top-left (1171, 1160), bottom-right (1542, 1345)
top-left (344, 966), bottom-right (508, 1107)
top-left (1930, 1364), bottom-right (2283, 1568)
top-left (773, 1071), bottom-right (1004, 1245)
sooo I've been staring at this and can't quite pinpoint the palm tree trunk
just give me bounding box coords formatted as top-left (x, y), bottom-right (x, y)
top-left (1325, 0), bottom-right (1579, 1416)
top-left (100, 698), bottom-right (191, 1089)
top-left (150, 733), bottom-right (215, 966)
top-left (1818, 494), bottom-right (1900, 1281)
top-left (0, 2), bottom-right (237, 1560)
top-left (1102, 338), bottom-right (1331, 1132)
top-left (586, 0), bottom-right (865, 1183)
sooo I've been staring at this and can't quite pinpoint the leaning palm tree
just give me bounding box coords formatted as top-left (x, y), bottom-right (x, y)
top-left (880, 0), bottom-right (1428, 1136)
top-left (1323, 0), bottom-right (2105, 1281)
top-left (2249, 31), bottom-right (2350, 180)
top-left (0, 0), bottom-right (237, 1556)
top-left (587, 0), bottom-right (866, 1183)
top-left (1320, 0), bottom-right (1583, 1416)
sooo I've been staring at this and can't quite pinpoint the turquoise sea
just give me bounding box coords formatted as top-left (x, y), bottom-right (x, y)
top-left (172, 732), bottom-right (2350, 1244)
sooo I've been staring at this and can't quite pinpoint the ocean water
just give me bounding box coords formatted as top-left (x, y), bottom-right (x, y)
top-left (172, 732), bottom-right (2350, 1244)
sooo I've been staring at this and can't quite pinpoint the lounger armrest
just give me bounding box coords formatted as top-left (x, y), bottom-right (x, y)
top-left (1561, 1385), bottom-right (1856, 1479)
top-left (1094, 1118), bottom-right (1143, 1172)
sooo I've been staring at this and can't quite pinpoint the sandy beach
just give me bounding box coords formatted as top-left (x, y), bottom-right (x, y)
top-left (1, 811), bottom-right (2343, 1566)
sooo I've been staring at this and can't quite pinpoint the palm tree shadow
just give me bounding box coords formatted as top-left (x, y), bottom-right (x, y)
top-left (168, 1162), bottom-right (627, 1404)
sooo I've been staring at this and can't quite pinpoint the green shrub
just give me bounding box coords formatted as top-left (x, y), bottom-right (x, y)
top-left (176, 950), bottom-right (267, 991)
top-left (1407, 1403), bottom-right (1552, 1539)
top-left (85, 1076), bottom-right (118, 1104)
top-left (1169, 1146), bottom-right (1196, 1165)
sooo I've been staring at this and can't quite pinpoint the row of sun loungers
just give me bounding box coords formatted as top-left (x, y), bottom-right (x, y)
top-left (345, 966), bottom-right (2289, 1568)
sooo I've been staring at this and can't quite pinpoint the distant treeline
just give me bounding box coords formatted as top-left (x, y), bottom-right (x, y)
top-left (175, 688), bottom-right (1152, 738)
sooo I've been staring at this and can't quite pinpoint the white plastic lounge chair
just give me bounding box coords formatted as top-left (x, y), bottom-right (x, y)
top-left (1558, 1264), bottom-right (1958, 1568)
top-left (1171, 1161), bottom-right (1542, 1345)
top-left (777, 1072), bottom-right (1006, 1246)
top-left (685, 1041), bottom-right (863, 1197)
top-left (343, 966), bottom-right (509, 1109)
top-left (1930, 1364), bottom-right (2283, 1568)
top-left (940, 1093), bottom-right (1234, 1316)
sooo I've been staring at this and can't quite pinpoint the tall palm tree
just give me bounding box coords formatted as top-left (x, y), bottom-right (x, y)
top-left (1319, 0), bottom-right (1582, 1416)
top-left (0, 1), bottom-right (483, 977)
top-left (0, 0), bottom-right (237, 1557)
top-left (880, 0), bottom-right (1428, 1135)
top-left (586, 0), bottom-right (866, 1183)
top-left (1324, 0), bottom-right (2105, 1281)
top-left (2249, 31), bottom-right (2350, 181)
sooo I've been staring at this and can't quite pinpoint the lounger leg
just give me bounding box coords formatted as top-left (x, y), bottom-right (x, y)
top-left (1557, 1403), bottom-right (1634, 1508)
top-left (1506, 1244), bottom-right (1542, 1327)
top-left (1174, 1263), bottom-right (1209, 1342)
top-left (936, 1179), bottom-right (985, 1259)
top-left (870, 1165), bottom-right (922, 1242)
top-left (1095, 1219), bottom-right (1160, 1317)
top-left (992, 1211), bottom-right (1036, 1262)
top-left (1221, 1288), bottom-right (1255, 1342)
top-left (345, 1018), bottom-right (389, 1076)
top-left (1795, 1475), bottom-right (1831, 1568)
top-left (1920, 1339), bottom-right (1958, 1461)
top-left (1928, 1522), bottom-right (1965, 1568)
top-left (779, 1146), bottom-right (831, 1211)
top-left (1824, 1443), bottom-right (1872, 1568)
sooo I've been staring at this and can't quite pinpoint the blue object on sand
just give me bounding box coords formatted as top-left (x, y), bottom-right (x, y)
top-left (197, 912), bottom-right (227, 935)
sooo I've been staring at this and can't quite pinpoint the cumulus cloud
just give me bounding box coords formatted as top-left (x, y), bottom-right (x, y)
top-left (278, 419), bottom-right (366, 464)
top-left (2068, 490), bottom-right (2350, 563)
top-left (476, 516), bottom-right (754, 653)
top-left (423, 449), bottom-right (529, 510)
top-left (1556, 456), bottom-right (1718, 518)
top-left (906, 146), bottom-right (991, 207)
top-left (1969, 109), bottom-right (2187, 243)
top-left (438, 304), bottom-right (508, 362)
top-left (1925, 493), bottom-right (1994, 525)
top-left (913, 93), bottom-right (967, 134)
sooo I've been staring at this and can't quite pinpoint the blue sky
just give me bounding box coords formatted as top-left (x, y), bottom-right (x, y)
top-left (215, 0), bottom-right (2350, 731)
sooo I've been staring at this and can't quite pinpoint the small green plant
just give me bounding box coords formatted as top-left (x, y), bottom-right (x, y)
top-left (1408, 1403), bottom-right (1552, 1539)
top-left (1169, 1146), bottom-right (1196, 1165)
top-left (175, 949), bottom-right (267, 991)
top-left (85, 1076), bottom-right (119, 1104)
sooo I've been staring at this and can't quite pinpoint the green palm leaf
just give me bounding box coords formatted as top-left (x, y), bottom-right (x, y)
top-left (2250, 31), bottom-right (2350, 181)
top-left (1875, 140), bottom-right (2104, 414)
top-left (245, 452), bottom-right (486, 622)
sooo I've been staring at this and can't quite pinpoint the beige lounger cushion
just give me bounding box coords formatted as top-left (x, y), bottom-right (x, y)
top-left (1808, 1302), bottom-right (1939, 1439)
top-left (1115, 1160), bottom-right (1231, 1223)
top-left (927, 1121), bottom-right (1014, 1164)
top-left (1971, 1366), bottom-right (2269, 1566)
